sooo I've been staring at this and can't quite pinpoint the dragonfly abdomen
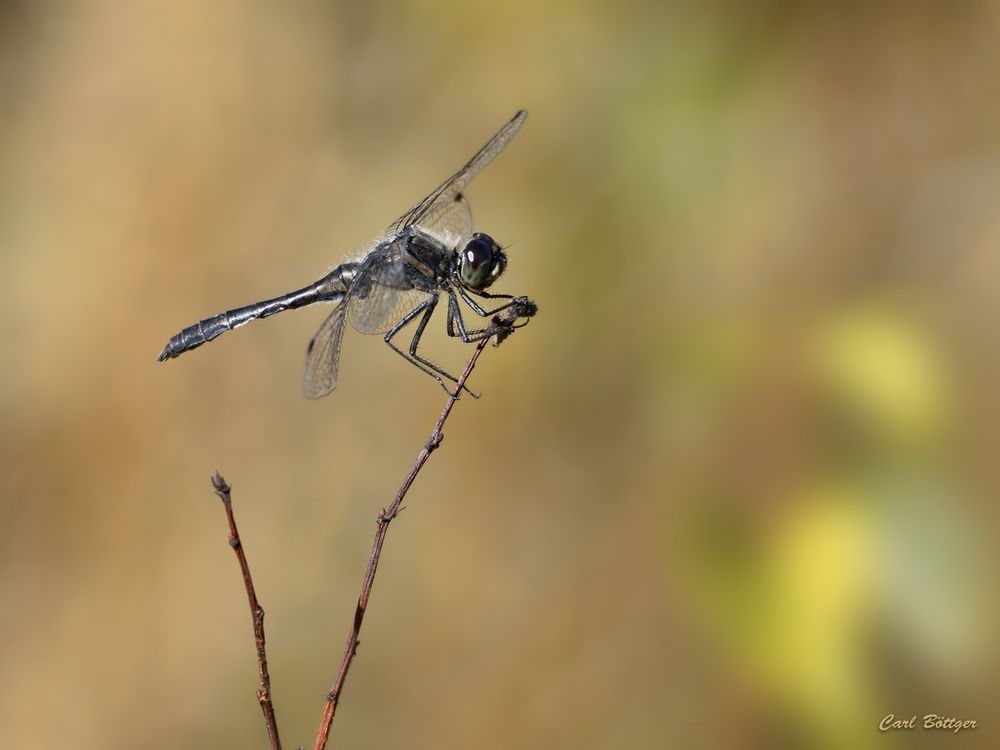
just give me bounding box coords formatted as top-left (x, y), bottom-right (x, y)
top-left (157, 263), bottom-right (359, 362)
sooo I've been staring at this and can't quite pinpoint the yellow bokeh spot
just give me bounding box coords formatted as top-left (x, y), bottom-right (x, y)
top-left (812, 305), bottom-right (947, 442)
top-left (765, 486), bottom-right (874, 720)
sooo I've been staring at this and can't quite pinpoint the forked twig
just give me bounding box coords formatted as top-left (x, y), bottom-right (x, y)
top-left (207, 297), bottom-right (536, 750)
top-left (210, 472), bottom-right (282, 750)
top-left (312, 297), bottom-right (536, 750)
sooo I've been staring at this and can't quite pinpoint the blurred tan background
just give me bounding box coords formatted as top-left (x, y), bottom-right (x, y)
top-left (2, 1), bottom-right (999, 748)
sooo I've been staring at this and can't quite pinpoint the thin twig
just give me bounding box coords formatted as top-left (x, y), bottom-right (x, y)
top-left (312, 297), bottom-right (537, 750)
top-left (211, 472), bottom-right (282, 750)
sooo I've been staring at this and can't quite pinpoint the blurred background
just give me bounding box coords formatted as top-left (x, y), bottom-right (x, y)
top-left (2, 1), bottom-right (998, 748)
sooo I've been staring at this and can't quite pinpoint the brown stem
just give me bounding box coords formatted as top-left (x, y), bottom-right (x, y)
top-left (312, 297), bottom-right (536, 750)
top-left (211, 472), bottom-right (282, 750)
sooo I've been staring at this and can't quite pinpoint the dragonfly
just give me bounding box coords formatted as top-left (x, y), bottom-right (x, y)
top-left (157, 110), bottom-right (530, 398)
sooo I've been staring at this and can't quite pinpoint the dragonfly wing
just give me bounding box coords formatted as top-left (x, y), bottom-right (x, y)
top-left (353, 286), bottom-right (429, 336)
top-left (302, 299), bottom-right (349, 399)
top-left (414, 193), bottom-right (473, 248)
top-left (347, 241), bottom-right (410, 334)
top-left (386, 110), bottom-right (527, 235)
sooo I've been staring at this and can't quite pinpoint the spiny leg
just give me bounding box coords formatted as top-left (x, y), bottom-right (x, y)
top-left (447, 289), bottom-right (517, 342)
top-left (383, 299), bottom-right (448, 385)
top-left (458, 286), bottom-right (518, 317)
top-left (407, 297), bottom-right (480, 398)
top-left (384, 296), bottom-right (477, 397)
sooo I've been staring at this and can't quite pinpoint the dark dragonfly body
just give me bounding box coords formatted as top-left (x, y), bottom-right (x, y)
top-left (157, 264), bottom-right (358, 360)
top-left (157, 110), bottom-right (529, 399)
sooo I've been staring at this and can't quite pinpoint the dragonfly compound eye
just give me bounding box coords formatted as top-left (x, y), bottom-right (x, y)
top-left (460, 233), bottom-right (506, 290)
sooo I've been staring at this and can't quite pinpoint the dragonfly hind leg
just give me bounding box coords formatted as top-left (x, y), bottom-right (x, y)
top-left (384, 295), bottom-right (479, 397)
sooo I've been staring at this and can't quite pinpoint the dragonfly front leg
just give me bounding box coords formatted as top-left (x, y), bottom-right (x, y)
top-left (457, 286), bottom-right (518, 317)
top-left (447, 289), bottom-right (517, 343)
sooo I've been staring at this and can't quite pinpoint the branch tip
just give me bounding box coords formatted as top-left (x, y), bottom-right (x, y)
top-left (211, 471), bottom-right (230, 495)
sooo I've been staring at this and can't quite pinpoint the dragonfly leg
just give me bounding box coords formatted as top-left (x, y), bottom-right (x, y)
top-left (457, 286), bottom-right (518, 317)
top-left (384, 296), bottom-right (478, 397)
top-left (447, 289), bottom-right (515, 343)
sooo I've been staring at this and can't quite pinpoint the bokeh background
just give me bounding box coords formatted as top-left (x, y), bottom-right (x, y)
top-left (2, 2), bottom-right (999, 748)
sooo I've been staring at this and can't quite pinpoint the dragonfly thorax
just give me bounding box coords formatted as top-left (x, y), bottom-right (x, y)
top-left (458, 232), bottom-right (506, 291)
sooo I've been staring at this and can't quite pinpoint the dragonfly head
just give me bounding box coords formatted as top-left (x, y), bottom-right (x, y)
top-left (458, 232), bottom-right (507, 290)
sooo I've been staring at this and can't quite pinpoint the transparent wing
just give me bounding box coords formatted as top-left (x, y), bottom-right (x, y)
top-left (351, 285), bottom-right (429, 335)
top-left (302, 300), bottom-right (349, 399)
top-left (386, 109), bottom-right (527, 235)
top-left (347, 240), bottom-right (412, 334)
top-left (415, 193), bottom-right (473, 248)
